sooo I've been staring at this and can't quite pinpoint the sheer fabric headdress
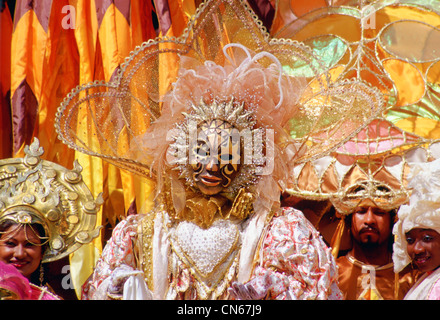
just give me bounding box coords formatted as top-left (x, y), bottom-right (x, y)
top-left (393, 158), bottom-right (440, 272)
top-left (55, 0), bottom-right (384, 220)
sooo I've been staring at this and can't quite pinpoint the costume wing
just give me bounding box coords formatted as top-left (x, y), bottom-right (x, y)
top-left (278, 1), bottom-right (440, 212)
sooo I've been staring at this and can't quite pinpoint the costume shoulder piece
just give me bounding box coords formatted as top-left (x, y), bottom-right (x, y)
top-left (0, 138), bottom-right (102, 262)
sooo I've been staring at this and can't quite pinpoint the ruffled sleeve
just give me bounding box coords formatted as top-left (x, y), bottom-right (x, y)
top-left (253, 207), bottom-right (342, 300)
top-left (81, 215), bottom-right (142, 300)
top-left (428, 274), bottom-right (440, 300)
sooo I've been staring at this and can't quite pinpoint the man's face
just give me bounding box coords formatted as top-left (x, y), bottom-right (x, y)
top-left (406, 228), bottom-right (440, 273)
top-left (189, 120), bottom-right (241, 195)
top-left (350, 206), bottom-right (392, 248)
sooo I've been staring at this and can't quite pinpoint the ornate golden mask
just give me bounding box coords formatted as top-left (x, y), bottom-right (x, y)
top-left (190, 119), bottom-right (241, 195)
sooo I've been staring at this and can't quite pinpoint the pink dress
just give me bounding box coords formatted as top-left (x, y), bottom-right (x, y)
top-left (82, 207), bottom-right (342, 300)
top-left (429, 275), bottom-right (440, 300)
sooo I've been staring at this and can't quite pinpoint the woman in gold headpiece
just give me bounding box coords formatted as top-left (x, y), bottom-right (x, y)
top-left (0, 138), bottom-right (102, 300)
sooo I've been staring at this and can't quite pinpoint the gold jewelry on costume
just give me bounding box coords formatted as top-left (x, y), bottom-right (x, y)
top-left (168, 187), bottom-right (254, 229)
top-left (0, 138), bottom-right (102, 263)
top-left (39, 264), bottom-right (44, 286)
top-left (138, 208), bottom-right (158, 291)
top-left (0, 209), bottom-right (49, 246)
top-left (0, 287), bottom-right (18, 300)
top-left (346, 253), bottom-right (393, 271)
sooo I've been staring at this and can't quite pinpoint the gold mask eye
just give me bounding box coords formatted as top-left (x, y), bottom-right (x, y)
top-left (191, 161), bottom-right (202, 173)
top-left (222, 163), bottom-right (234, 176)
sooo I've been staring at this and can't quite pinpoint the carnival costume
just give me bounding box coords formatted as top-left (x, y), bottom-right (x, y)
top-left (0, 138), bottom-right (102, 300)
top-left (393, 158), bottom-right (440, 300)
top-left (276, 0), bottom-right (440, 299)
top-left (55, 0), bottom-right (386, 300)
top-left (0, 261), bottom-right (59, 300)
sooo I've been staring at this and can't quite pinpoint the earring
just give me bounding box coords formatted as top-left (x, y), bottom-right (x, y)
top-left (39, 264), bottom-right (44, 286)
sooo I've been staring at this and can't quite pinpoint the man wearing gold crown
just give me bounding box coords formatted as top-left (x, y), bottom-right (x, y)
top-left (330, 187), bottom-right (419, 300)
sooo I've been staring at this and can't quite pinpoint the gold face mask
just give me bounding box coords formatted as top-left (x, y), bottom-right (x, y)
top-left (190, 119), bottom-right (241, 195)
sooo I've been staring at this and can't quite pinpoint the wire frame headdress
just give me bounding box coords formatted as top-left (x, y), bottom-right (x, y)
top-left (279, 0), bottom-right (440, 215)
top-left (0, 138), bottom-right (102, 263)
top-left (55, 0), bottom-right (386, 203)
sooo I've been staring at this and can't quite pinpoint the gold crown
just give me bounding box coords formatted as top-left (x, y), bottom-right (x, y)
top-left (287, 119), bottom-right (440, 215)
top-left (0, 138), bottom-right (102, 262)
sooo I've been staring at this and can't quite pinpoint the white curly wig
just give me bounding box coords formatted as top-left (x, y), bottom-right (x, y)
top-left (393, 158), bottom-right (440, 272)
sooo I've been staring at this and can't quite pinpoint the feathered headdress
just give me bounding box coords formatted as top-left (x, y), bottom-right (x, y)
top-left (55, 0), bottom-right (384, 220)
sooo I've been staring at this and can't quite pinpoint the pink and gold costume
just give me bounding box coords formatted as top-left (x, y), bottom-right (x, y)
top-left (82, 207), bottom-right (341, 300)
